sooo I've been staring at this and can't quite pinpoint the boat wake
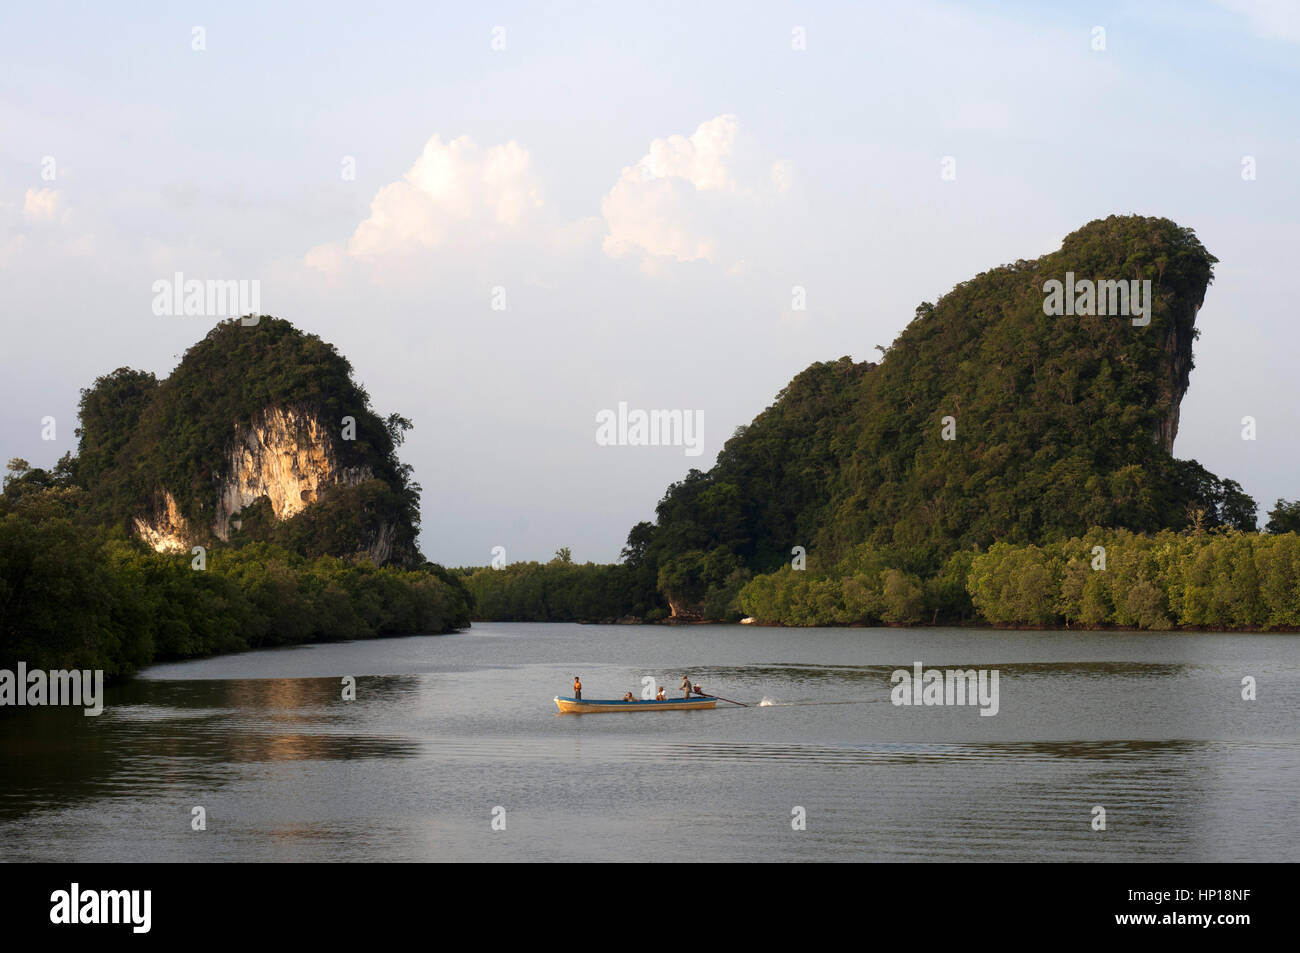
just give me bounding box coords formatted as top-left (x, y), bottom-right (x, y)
top-left (757, 697), bottom-right (878, 708)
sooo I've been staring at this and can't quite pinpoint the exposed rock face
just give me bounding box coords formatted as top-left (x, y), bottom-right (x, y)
top-left (132, 490), bottom-right (190, 554)
top-left (213, 407), bottom-right (372, 540)
top-left (666, 599), bottom-right (704, 622)
top-left (133, 405), bottom-right (386, 559)
top-left (365, 519), bottom-right (398, 567)
top-left (1155, 300), bottom-right (1201, 454)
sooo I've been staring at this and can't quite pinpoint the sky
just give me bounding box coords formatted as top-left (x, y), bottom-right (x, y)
top-left (2, 0), bottom-right (1298, 566)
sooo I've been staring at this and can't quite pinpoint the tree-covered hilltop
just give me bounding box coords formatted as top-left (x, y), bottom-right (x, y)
top-left (74, 317), bottom-right (422, 566)
top-left (0, 318), bottom-right (469, 676)
top-left (632, 215), bottom-right (1256, 618)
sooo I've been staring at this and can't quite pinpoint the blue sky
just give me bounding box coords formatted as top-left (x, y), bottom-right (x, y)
top-left (2, 1), bottom-right (1298, 564)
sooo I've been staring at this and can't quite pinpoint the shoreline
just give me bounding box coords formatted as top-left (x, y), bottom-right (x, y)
top-left (488, 617), bottom-right (1300, 634)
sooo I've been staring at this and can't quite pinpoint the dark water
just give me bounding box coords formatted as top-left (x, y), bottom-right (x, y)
top-left (2, 623), bottom-right (1297, 862)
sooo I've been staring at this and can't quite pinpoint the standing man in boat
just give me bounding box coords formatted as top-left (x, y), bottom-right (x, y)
top-left (681, 675), bottom-right (693, 698)
top-left (573, 676), bottom-right (582, 700)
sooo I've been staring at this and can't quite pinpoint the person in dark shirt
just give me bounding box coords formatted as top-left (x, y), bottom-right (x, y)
top-left (681, 675), bottom-right (692, 698)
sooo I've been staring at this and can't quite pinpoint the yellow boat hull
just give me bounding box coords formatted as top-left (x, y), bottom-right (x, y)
top-left (554, 695), bottom-right (718, 714)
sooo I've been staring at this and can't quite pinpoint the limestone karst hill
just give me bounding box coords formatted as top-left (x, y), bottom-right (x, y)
top-left (638, 215), bottom-right (1254, 617)
top-left (74, 317), bottom-right (421, 566)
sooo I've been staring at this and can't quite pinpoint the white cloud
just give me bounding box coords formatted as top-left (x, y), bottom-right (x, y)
top-left (305, 120), bottom-right (792, 281)
top-left (0, 189), bottom-right (80, 268)
top-left (345, 135), bottom-right (545, 259)
top-left (303, 241), bottom-right (349, 279)
top-left (23, 187), bottom-right (63, 223)
top-left (600, 115), bottom-right (792, 268)
top-left (640, 114), bottom-right (742, 191)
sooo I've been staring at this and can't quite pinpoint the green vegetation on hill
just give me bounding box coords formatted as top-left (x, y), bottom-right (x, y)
top-left (76, 317), bottom-right (422, 566)
top-left (630, 216), bottom-right (1256, 619)
top-left (1, 318), bottom-right (469, 676)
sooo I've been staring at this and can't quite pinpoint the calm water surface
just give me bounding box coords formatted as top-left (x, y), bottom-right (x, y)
top-left (2, 623), bottom-right (1297, 862)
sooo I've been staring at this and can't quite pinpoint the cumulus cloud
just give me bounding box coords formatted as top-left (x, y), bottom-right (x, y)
top-left (303, 241), bottom-right (349, 279)
top-left (305, 119), bottom-right (792, 279)
top-left (23, 187), bottom-right (63, 223)
top-left (344, 135), bottom-right (544, 260)
top-left (600, 115), bottom-right (792, 268)
top-left (0, 189), bottom-right (79, 268)
top-left (306, 133), bottom-right (562, 278)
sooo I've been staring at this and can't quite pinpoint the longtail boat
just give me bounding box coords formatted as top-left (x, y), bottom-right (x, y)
top-left (554, 694), bottom-right (717, 714)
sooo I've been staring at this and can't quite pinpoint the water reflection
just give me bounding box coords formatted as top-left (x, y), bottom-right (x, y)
top-left (0, 675), bottom-right (423, 824)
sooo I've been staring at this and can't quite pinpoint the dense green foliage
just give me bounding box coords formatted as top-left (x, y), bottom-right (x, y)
top-left (724, 527), bottom-right (1300, 630)
top-left (0, 461), bottom-right (469, 675)
top-left (733, 547), bottom-right (977, 626)
top-left (227, 479), bottom-right (414, 560)
top-left (457, 551), bottom-right (664, 623)
top-left (1265, 499), bottom-right (1300, 535)
top-left (967, 529), bottom-right (1300, 629)
top-left (76, 317), bottom-right (422, 565)
top-left (633, 216), bottom-right (1257, 617)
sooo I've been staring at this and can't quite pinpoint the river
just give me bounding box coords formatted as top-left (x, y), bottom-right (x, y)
top-left (2, 623), bottom-right (1296, 862)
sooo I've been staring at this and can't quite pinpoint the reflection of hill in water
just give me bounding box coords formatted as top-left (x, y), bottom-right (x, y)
top-left (0, 675), bottom-right (422, 822)
top-left (676, 661), bottom-right (1198, 686)
top-left (109, 673), bottom-right (422, 709)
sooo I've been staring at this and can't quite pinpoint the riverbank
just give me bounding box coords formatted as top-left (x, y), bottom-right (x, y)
top-left (0, 515), bottom-right (471, 679)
